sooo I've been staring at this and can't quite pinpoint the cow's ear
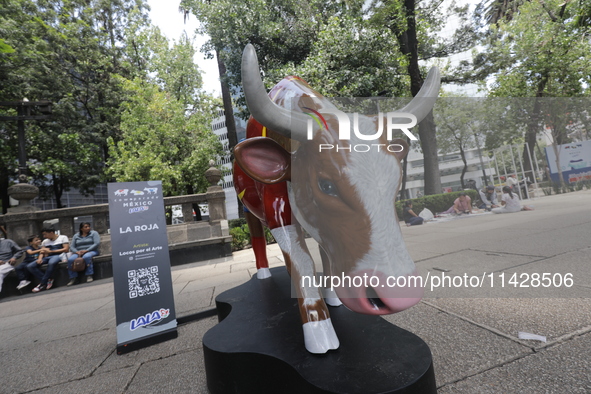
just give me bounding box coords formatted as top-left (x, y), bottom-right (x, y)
top-left (234, 137), bottom-right (291, 184)
top-left (390, 138), bottom-right (409, 162)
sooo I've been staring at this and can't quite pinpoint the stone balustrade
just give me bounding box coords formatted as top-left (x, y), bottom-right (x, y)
top-left (0, 189), bottom-right (228, 249)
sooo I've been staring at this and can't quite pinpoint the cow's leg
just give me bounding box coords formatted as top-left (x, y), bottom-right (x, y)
top-left (319, 246), bottom-right (342, 307)
top-left (271, 224), bottom-right (339, 354)
top-left (245, 211), bottom-right (271, 279)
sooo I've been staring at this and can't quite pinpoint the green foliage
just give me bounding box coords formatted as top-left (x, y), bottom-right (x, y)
top-left (228, 217), bottom-right (275, 251)
top-left (396, 190), bottom-right (479, 220)
top-left (106, 78), bottom-right (222, 196)
top-left (478, 0), bottom-right (591, 98)
top-left (0, 0), bottom-right (151, 207)
top-left (0, 0), bottom-right (220, 209)
top-left (230, 226), bottom-right (249, 251)
top-left (271, 15), bottom-right (407, 98)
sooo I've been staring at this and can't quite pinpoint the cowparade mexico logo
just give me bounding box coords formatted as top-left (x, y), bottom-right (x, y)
top-left (303, 107), bottom-right (417, 153)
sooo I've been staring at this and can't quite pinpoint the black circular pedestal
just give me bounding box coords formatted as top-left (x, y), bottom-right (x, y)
top-left (203, 267), bottom-right (436, 394)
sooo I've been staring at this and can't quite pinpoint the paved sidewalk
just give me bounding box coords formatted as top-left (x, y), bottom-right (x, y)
top-left (1, 190), bottom-right (590, 393)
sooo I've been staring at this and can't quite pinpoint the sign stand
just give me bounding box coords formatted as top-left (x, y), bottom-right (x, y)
top-left (108, 181), bottom-right (178, 354)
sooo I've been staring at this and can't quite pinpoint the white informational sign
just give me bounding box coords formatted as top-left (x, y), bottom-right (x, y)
top-left (545, 140), bottom-right (591, 184)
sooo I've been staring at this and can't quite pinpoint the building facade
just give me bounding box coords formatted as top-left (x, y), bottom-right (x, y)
top-left (211, 109), bottom-right (246, 220)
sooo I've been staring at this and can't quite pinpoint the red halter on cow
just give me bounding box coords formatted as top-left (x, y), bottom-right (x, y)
top-left (233, 44), bottom-right (440, 354)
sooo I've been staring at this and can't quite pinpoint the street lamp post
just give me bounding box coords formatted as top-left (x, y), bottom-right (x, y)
top-left (0, 100), bottom-right (52, 212)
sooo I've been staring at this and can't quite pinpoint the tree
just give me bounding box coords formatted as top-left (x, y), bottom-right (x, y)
top-left (183, 0), bottom-right (478, 196)
top-left (473, 0), bottom-right (591, 179)
top-left (271, 15), bottom-right (407, 98)
top-left (0, 0), bottom-right (152, 208)
top-left (180, 0), bottom-right (366, 143)
top-left (106, 78), bottom-right (222, 196)
top-left (367, 0), bottom-right (477, 196)
top-left (108, 23), bottom-right (222, 196)
top-left (434, 97), bottom-right (492, 189)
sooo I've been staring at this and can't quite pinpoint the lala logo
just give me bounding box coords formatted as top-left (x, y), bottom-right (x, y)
top-left (129, 206), bottom-right (149, 214)
top-left (130, 308), bottom-right (170, 331)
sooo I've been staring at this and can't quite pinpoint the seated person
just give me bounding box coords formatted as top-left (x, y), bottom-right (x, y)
top-left (478, 185), bottom-right (499, 210)
top-left (492, 186), bottom-right (534, 214)
top-left (16, 235), bottom-right (42, 290)
top-left (402, 201), bottom-right (424, 226)
top-left (442, 192), bottom-right (473, 215)
top-left (0, 237), bottom-right (24, 292)
top-left (29, 228), bottom-right (69, 293)
top-left (67, 222), bottom-right (100, 286)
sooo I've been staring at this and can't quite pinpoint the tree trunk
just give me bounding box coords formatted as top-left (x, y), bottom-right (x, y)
top-left (523, 76), bottom-right (548, 181)
top-left (52, 176), bottom-right (64, 208)
top-left (399, 136), bottom-right (411, 200)
top-left (393, 0), bottom-right (442, 196)
top-left (418, 112), bottom-right (441, 195)
top-left (551, 142), bottom-right (567, 191)
top-left (459, 145), bottom-right (468, 189)
top-left (0, 166), bottom-right (9, 214)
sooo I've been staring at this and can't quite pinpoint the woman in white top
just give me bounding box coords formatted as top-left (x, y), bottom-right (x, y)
top-left (492, 186), bottom-right (533, 214)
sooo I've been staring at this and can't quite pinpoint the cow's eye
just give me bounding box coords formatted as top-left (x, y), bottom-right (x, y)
top-left (318, 179), bottom-right (338, 197)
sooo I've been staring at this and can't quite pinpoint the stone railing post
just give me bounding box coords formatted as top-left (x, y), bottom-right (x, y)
top-left (181, 203), bottom-right (194, 223)
top-left (204, 161), bottom-right (227, 224)
top-left (59, 216), bottom-right (75, 237)
top-left (93, 212), bottom-right (109, 234)
top-left (7, 183), bottom-right (39, 214)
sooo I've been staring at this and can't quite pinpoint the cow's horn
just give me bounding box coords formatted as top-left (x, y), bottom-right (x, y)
top-left (241, 44), bottom-right (313, 141)
top-left (396, 67), bottom-right (441, 123)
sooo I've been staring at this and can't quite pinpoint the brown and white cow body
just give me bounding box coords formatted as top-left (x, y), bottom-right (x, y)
top-left (233, 44), bottom-right (440, 354)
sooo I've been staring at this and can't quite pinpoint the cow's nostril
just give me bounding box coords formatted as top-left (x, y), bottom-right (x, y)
top-left (366, 287), bottom-right (386, 310)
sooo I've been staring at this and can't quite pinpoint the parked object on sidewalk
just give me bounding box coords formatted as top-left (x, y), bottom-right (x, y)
top-left (418, 208), bottom-right (435, 221)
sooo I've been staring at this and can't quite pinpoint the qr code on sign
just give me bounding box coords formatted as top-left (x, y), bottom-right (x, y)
top-left (128, 266), bottom-right (160, 298)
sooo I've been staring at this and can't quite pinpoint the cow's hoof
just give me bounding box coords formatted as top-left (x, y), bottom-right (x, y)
top-left (256, 268), bottom-right (272, 279)
top-left (303, 318), bottom-right (339, 354)
top-left (323, 288), bottom-right (342, 306)
top-left (325, 297), bottom-right (342, 307)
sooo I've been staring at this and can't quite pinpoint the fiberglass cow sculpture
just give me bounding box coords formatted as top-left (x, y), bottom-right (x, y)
top-left (233, 44), bottom-right (440, 354)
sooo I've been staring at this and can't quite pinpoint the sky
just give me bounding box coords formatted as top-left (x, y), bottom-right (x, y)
top-left (147, 0), bottom-right (221, 97)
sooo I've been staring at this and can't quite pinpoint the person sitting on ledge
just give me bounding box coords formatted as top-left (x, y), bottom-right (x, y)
top-left (29, 228), bottom-right (69, 293)
top-left (67, 222), bottom-right (100, 286)
top-left (492, 186), bottom-right (534, 214)
top-left (15, 235), bottom-right (43, 291)
top-left (0, 237), bottom-right (24, 292)
top-left (402, 201), bottom-right (424, 226)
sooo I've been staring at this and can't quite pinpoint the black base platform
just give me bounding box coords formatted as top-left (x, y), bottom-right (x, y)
top-left (203, 267), bottom-right (436, 394)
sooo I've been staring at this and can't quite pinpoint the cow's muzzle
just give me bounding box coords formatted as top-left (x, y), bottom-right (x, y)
top-left (335, 269), bottom-right (423, 315)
